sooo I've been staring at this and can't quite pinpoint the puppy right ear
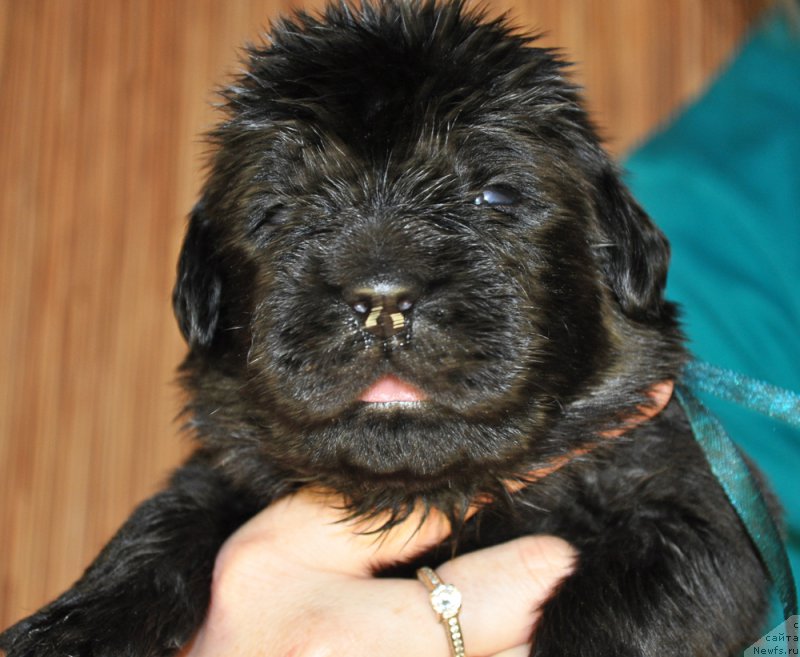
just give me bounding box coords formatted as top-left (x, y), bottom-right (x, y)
top-left (173, 201), bottom-right (222, 349)
top-left (592, 165), bottom-right (671, 322)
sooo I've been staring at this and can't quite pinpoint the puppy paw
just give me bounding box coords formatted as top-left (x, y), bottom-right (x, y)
top-left (0, 596), bottom-right (114, 657)
top-left (531, 600), bottom-right (644, 657)
top-left (528, 558), bottom-right (680, 657)
top-left (529, 568), bottom-right (701, 657)
top-left (0, 590), bottom-right (189, 657)
top-left (0, 606), bottom-right (86, 657)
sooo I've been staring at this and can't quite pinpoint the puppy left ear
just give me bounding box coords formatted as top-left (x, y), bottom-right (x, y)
top-left (592, 165), bottom-right (671, 321)
top-left (172, 201), bottom-right (222, 349)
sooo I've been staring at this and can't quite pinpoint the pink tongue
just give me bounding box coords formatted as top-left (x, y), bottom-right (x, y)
top-left (359, 375), bottom-right (427, 403)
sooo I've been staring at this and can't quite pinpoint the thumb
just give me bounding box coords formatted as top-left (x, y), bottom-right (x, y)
top-left (228, 488), bottom-right (457, 577)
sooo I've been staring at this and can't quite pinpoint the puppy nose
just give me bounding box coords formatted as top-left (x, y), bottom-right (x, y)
top-left (346, 281), bottom-right (417, 338)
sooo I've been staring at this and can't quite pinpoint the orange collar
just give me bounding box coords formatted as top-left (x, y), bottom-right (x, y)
top-left (504, 380), bottom-right (675, 492)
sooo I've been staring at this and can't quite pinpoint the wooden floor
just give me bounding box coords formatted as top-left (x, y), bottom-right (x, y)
top-left (0, 0), bottom-right (771, 631)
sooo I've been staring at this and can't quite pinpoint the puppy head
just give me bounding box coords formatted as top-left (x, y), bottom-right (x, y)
top-left (173, 0), bottom-right (684, 517)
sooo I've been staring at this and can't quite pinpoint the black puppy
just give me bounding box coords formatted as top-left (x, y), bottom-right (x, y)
top-left (1, 2), bottom-right (771, 655)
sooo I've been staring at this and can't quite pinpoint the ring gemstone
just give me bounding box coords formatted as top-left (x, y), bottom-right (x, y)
top-left (430, 584), bottom-right (462, 619)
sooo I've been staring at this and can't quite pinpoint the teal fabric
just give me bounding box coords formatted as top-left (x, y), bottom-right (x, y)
top-left (675, 378), bottom-right (796, 620)
top-left (624, 10), bottom-right (800, 616)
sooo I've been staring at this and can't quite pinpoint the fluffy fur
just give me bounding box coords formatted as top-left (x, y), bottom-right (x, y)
top-left (1, 2), bottom-right (770, 655)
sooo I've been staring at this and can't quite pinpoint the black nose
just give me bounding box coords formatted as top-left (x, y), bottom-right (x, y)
top-left (345, 281), bottom-right (417, 338)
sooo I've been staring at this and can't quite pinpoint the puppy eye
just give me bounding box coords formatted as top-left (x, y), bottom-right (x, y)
top-left (249, 203), bottom-right (289, 234)
top-left (473, 185), bottom-right (519, 207)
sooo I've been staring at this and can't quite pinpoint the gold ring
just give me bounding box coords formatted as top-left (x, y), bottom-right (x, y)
top-left (416, 566), bottom-right (466, 657)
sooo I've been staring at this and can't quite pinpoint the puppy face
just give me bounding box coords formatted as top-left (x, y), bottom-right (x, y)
top-left (174, 2), bottom-right (683, 512)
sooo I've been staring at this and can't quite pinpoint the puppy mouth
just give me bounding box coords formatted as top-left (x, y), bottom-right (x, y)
top-left (358, 374), bottom-right (428, 405)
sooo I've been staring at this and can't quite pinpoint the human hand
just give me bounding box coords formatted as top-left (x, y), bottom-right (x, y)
top-left (182, 488), bottom-right (577, 657)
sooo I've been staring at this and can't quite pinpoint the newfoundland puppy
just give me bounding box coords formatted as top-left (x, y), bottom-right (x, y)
top-left (1, 2), bottom-right (770, 655)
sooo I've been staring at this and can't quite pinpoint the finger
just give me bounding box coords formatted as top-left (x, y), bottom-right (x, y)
top-left (343, 536), bottom-right (573, 657)
top-left (433, 535), bottom-right (576, 656)
top-left (225, 488), bottom-right (459, 577)
top-left (490, 645), bottom-right (532, 657)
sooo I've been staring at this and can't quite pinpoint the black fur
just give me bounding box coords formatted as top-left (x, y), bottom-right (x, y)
top-left (1, 2), bottom-right (770, 655)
